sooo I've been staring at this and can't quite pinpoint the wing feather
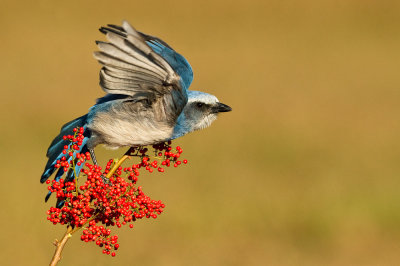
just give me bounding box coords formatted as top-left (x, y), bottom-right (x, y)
top-left (94, 21), bottom-right (189, 121)
top-left (95, 41), bottom-right (167, 79)
top-left (139, 33), bottom-right (194, 90)
top-left (94, 22), bottom-right (181, 96)
top-left (102, 67), bottom-right (163, 85)
top-left (103, 33), bottom-right (168, 78)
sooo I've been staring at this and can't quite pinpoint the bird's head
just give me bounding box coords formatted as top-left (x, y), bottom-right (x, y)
top-left (174, 91), bottom-right (232, 136)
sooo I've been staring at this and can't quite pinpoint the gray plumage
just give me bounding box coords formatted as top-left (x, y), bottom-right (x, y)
top-left (41, 20), bottom-right (231, 184)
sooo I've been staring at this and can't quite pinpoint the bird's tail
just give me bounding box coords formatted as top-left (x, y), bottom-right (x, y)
top-left (41, 115), bottom-right (89, 191)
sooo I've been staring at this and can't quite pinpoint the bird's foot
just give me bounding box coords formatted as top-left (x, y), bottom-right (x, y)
top-left (101, 174), bottom-right (111, 185)
top-left (124, 147), bottom-right (137, 156)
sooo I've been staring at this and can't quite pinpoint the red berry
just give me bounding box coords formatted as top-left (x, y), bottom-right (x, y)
top-left (45, 136), bottom-right (178, 255)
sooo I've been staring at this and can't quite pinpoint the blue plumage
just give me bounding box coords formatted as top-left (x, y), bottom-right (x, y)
top-left (146, 40), bottom-right (193, 90)
top-left (41, 35), bottom-right (192, 187)
top-left (41, 21), bottom-right (231, 204)
top-left (41, 116), bottom-right (88, 183)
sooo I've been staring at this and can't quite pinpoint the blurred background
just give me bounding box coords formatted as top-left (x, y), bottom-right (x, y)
top-left (1, 0), bottom-right (400, 265)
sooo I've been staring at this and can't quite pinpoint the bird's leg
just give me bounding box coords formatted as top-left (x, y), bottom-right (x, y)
top-left (89, 148), bottom-right (110, 184)
top-left (89, 148), bottom-right (98, 165)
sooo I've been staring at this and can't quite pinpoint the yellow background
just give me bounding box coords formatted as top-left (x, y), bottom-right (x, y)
top-left (1, 0), bottom-right (400, 265)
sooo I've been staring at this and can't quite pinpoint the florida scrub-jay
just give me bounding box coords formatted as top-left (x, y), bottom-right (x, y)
top-left (41, 21), bottom-right (232, 186)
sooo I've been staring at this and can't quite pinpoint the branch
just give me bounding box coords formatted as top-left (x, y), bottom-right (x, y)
top-left (105, 148), bottom-right (133, 179)
top-left (49, 226), bottom-right (73, 266)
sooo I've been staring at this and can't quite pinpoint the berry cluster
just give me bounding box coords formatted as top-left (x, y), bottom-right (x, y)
top-left (53, 127), bottom-right (88, 172)
top-left (117, 143), bottom-right (188, 176)
top-left (46, 127), bottom-right (187, 256)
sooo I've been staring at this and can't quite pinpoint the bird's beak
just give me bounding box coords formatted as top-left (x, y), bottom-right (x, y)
top-left (212, 102), bottom-right (232, 113)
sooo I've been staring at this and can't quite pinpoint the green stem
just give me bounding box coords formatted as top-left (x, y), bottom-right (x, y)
top-left (105, 154), bottom-right (131, 179)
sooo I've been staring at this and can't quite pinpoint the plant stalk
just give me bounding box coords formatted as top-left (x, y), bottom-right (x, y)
top-left (49, 226), bottom-right (72, 266)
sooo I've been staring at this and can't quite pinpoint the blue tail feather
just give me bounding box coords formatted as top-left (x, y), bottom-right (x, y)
top-left (44, 145), bottom-right (89, 203)
top-left (56, 200), bottom-right (65, 208)
top-left (65, 145), bottom-right (89, 183)
top-left (41, 115), bottom-right (88, 184)
top-left (43, 116), bottom-right (90, 203)
top-left (46, 115), bottom-right (88, 156)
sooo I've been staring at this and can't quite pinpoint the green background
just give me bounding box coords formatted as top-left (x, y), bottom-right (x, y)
top-left (2, 0), bottom-right (400, 265)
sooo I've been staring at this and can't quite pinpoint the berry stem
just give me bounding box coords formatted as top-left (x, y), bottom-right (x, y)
top-left (72, 131), bottom-right (80, 195)
top-left (105, 149), bottom-right (132, 179)
top-left (72, 159), bottom-right (79, 195)
top-left (49, 226), bottom-right (73, 266)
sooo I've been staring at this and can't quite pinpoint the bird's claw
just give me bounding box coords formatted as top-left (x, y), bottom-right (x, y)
top-left (101, 174), bottom-right (111, 185)
top-left (124, 147), bottom-right (136, 156)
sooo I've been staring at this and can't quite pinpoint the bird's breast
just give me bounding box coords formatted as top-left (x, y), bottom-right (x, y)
top-left (88, 109), bottom-right (174, 148)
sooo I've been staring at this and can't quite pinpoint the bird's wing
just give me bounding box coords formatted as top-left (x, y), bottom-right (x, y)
top-left (94, 21), bottom-right (189, 104)
top-left (138, 32), bottom-right (194, 90)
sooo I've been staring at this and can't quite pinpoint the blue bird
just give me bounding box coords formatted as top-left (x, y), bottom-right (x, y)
top-left (41, 21), bottom-right (232, 191)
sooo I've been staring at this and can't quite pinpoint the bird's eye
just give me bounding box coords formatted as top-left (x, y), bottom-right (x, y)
top-left (196, 102), bottom-right (204, 108)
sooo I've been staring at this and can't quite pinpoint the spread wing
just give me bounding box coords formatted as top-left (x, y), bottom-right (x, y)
top-left (139, 32), bottom-right (194, 90)
top-left (93, 21), bottom-right (189, 115)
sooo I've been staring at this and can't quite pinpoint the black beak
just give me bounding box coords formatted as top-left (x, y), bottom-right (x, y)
top-left (212, 102), bottom-right (232, 113)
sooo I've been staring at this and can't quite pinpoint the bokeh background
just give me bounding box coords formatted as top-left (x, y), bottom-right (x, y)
top-left (1, 0), bottom-right (400, 265)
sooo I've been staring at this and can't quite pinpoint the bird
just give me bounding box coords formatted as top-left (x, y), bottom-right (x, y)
top-left (41, 20), bottom-right (232, 188)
